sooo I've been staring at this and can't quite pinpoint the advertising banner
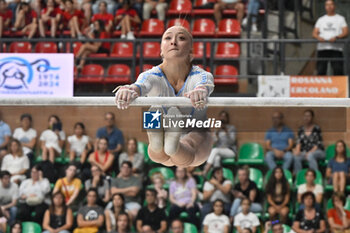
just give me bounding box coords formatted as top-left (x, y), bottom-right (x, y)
top-left (0, 53), bottom-right (74, 97)
top-left (257, 75), bottom-right (290, 97)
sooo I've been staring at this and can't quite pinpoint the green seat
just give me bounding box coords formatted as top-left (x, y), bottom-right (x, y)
top-left (35, 148), bottom-right (67, 164)
top-left (22, 222), bottom-right (41, 233)
top-left (207, 167), bottom-right (234, 183)
top-left (138, 141), bottom-right (154, 165)
top-left (327, 198), bottom-right (350, 211)
top-left (222, 158), bottom-right (235, 166)
top-left (184, 222), bottom-right (198, 233)
top-left (268, 224), bottom-right (291, 233)
top-left (237, 143), bottom-right (264, 165)
top-left (295, 168), bottom-right (323, 188)
top-left (264, 169), bottom-right (293, 188)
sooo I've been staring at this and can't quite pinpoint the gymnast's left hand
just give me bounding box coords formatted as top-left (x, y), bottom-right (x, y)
top-left (184, 85), bottom-right (208, 110)
top-left (114, 85), bottom-right (139, 109)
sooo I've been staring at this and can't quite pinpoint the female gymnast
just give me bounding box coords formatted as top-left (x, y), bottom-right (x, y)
top-left (114, 26), bottom-right (214, 167)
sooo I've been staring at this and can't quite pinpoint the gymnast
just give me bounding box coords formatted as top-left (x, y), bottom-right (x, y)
top-left (114, 26), bottom-right (214, 167)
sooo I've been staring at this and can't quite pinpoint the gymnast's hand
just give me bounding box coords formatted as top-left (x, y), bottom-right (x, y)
top-left (184, 85), bottom-right (208, 110)
top-left (114, 85), bottom-right (139, 109)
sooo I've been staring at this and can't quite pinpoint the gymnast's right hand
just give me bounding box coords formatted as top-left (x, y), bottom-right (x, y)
top-left (114, 85), bottom-right (139, 109)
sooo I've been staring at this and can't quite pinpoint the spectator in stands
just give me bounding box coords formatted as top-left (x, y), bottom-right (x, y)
top-left (214, 0), bottom-right (244, 27)
top-left (230, 166), bottom-right (262, 217)
top-left (201, 166), bottom-right (232, 222)
top-left (1, 139), bottom-right (29, 184)
top-left (0, 0), bottom-right (12, 38)
top-left (136, 189), bottom-right (167, 233)
top-left (85, 165), bottom-right (111, 206)
top-left (111, 161), bottom-right (142, 218)
top-left (263, 221), bottom-right (286, 233)
top-left (11, 2), bottom-right (37, 38)
top-left (0, 112), bottom-right (11, 162)
top-left (61, 0), bottom-right (85, 38)
top-left (91, 1), bottom-right (113, 32)
top-left (13, 113), bottom-right (37, 161)
top-left (67, 122), bottom-right (92, 164)
top-left (92, 0), bottom-right (117, 16)
top-left (202, 110), bottom-right (236, 176)
top-left (115, 0), bottom-right (140, 40)
top-left (151, 173), bottom-right (167, 209)
top-left (18, 165), bottom-right (50, 224)
top-left (203, 199), bottom-right (230, 233)
top-left (293, 109), bottom-right (325, 174)
top-left (242, 0), bottom-right (260, 32)
top-left (53, 163), bottom-right (82, 209)
top-left (169, 167), bottom-right (199, 226)
top-left (265, 167), bottom-right (290, 223)
top-left (88, 137), bottom-right (114, 175)
top-left (118, 138), bottom-right (144, 176)
top-left (143, 0), bottom-right (167, 21)
top-left (313, 0), bottom-right (348, 75)
top-left (115, 212), bottom-right (131, 233)
top-left (292, 192), bottom-right (326, 233)
top-left (42, 191), bottom-right (73, 233)
top-left (38, 0), bottom-right (62, 38)
top-left (105, 193), bottom-right (128, 233)
top-left (76, 19), bottom-right (110, 70)
top-left (265, 111), bottom-right (294, 170)
top-left (0, 171), bottom-right (18, 225)
top-left (95, 112), bottom-right (124, 156)
top-left (234, 198), bottom-right (260, 233)
top-left (328, 192), bottom-right (350, 233)
top-left (40, 115), bottom-right (66, 164)
top-left (10, 221), bottom-right (22, 233)
top-left (170, 219), bottom-right (184, 233)
top-left (326, 140), bottom-right (350, 193)
top-left (0, 207), bottom-right (6, 233)
top-left (297, 168), bottom-right (323, 210)
top-left (74, 188), bottom-right (104, 233)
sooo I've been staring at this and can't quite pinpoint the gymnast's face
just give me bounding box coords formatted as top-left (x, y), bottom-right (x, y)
top-left (161, 26), bottom-right (192, 62)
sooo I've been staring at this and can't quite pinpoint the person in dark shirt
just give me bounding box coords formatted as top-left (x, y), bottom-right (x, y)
top-left (230, 166), bottom-right (262, 217)
top-left (136, 189), bottom-right (167, 233)
top-left (293, 109), bottom-right (325, 174)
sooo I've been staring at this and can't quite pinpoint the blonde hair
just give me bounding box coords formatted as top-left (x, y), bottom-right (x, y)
top-left (151, 172), bottom-right (165, 185)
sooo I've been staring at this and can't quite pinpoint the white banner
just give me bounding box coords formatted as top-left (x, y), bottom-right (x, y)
top-left (0, 53), bottom-right (74, 97)
top-left (257, 75), bottom-right (290, 97)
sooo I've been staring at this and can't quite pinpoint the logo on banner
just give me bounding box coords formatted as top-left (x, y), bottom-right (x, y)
top-left (0, 57), bottom-right (60, 90)
top-left (143, 111), bottom-right (162, 129)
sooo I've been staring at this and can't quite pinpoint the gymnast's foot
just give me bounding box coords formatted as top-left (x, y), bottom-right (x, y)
top-left (147, 106), bottom-right (164, 153)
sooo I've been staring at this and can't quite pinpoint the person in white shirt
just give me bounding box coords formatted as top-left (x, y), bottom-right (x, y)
top-left (312, 0), bottom-right (349, 75)
top-left (234, 198), bottom-right (260, 233)
top-left (67, 122), bottom-right (92, 164)
top-left (13, 114), bottom-right (37, 161)
top-left (1, 139), bottom-right (29, 184)
top-left (0, 171), bottom-right (19, 225)
top-left (17, 165), bottom-right (50, 223)
top-left (297, 169), bottom-right (323, 210)
top-left (40, 115), bottom-right (66, 163)
top-left (203, 199), bottom-right (230, 233)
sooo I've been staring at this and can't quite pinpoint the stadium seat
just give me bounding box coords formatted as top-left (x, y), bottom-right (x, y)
top-left (9, 42), bottom-right (32, 53)
top-left (184, 222), bottom-right (198, 233)
top-left (248, 167), bottom-right (263, 190)
top-left (215, 42), bottom-right (240, 58)
top-left (214, 65), bottom-right (238, 85)
top-left (110, 42), bottom-right (134, 58)
top-left (207, 167), bottom-right (234, 183)
top-left (327, 198), bottom-right (350, 211)
top-left (139, 42), bottom-right (161, 58)
top-left (167, 0), bottom-right (192, 16)
top-left (237, 142), bottom-right (264, 165)
top-left (192, 18), bottom-right (215, 37)
top-left (192, 0), bottom-right (215, 16)
top-left (216, 18), bottom-right (241, 37)
top-left (135, 64), bottom-right (154, 77)
top-left (295, 168), bottom-right (323, 188)
top-left (65, 42), bottom-right (82, 56)
top-left (22, 222), bottom-right (41, 233)
top-left (78, 64), bottom-right (104, 83)
top-left (105, 64), bottom-right (131, 84)
top-left (264, 169), bottom-right (293, 188)
top-left (139, 19), bottom-right (165, 37)
top-left (34, 42), bottom-right (58, 53)
top-left (167, 18), bottom-right (191, 31)
top-left (193, 42), bottom-right (211, 59)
